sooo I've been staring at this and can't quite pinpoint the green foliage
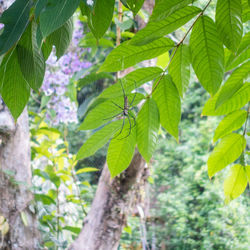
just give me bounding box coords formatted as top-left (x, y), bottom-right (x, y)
top-left (99, 38), bottom-right (174, 72)
top-left (169, 44), bottom-right (190, 97)
top-left (215, 0), bottom-right (243, 52)
top-left (207, 133), bottom-right (246, 178)
top-left (0, 0), bottom-right (31, 55)
top-left (121, 0), bottom-right (145, 15)
top-left (153, 75), bottom-right (181, 140)
top-left (107, 121), bottom-right (136, 178)
top-left (190, 15), bottom-right (224, 95)
top-left (136, 98), bottom-right (160, 162)
top-left (46, 17), bottom-right (74, 59)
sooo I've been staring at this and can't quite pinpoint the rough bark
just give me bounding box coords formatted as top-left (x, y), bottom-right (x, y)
top-left (0, 102), bottom-right (40, 249)
top-left (70, 151), bottom-right (148, 250)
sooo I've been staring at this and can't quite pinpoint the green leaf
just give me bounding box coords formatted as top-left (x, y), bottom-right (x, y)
top-left (153, 75), bottom-right (181, 140)
top-left (79, 32), bottom-right (114, 48)
top-left (16, 21), bottom-right (45, 91)
top-left (213, 110), bottom-right (247, 143)
top-left (107, 121), bottom-right (136, 178)
top-left (215, 61), bottom-right (250, 109)
top-left (124, 0), bottom-right (145, 15)
top-left (76, 120), bottom-right (123, 160)
top-left (224, 164), bottom-right (248, 203)
top-left (242, 0), bottom-right (250, 22)
top-left (150, 0), bottom-right (196, 21)
top-left (216, 0), bottom-right (243, 52)
top-left (79, 93), bottom-right (144, 130)
top-left (46, 17), bottom-right (74, 59)
top-left (225, 32), bottom-right (250, 70)
top-left (0, 49), bottom-right (30, 119)
top-left (0, 0), bottom-right (31, 56)
top-left (99, 67), bottom-right (163, 99)
top-left (88, 0), bottom-right (115, 39)
top-left (246, 165), bottom-right (250, 183)
top-left (78, 72), bottom-right (114, 89)
top-left (39, 0), bottom-right (80, 38)
top-left (99, 38), bottom-right (174, 72)
top-left (76, 167), bottom-right (99, 174)
top-left (202, 82), bottom-right (250, 116)
top-left (169, 44), bottom-right (191, 97)
top-left (207, 133), bottom-right (246, 178)
top-left (63, 226), bottom-right (81, 234)
top-left (34, 194), bottom-right (56, 205)
top-left (137, 98), bottom-right (160, 162)
top-left (130, 6), bottom-right (201, 46)
top-left (190, 15), bottom-right (224, 95)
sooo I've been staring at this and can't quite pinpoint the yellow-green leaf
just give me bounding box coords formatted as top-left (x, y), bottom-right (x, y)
top-left (213, 110), bottom-right (247, 143)
top-left (208, 133), bottom-right (246, 178)
top-left (153, 75), bottom-right (181, 140)
top-left (107, 121), bottom-right (136, 178)
top-left (77, 120), bottom-right (123, 160)
top-left (224, 164), bottom-right (248, 204)
top-left (137, 98), bottom-right (160, 162)
top-left (190, 15), bottom-right (224, 95)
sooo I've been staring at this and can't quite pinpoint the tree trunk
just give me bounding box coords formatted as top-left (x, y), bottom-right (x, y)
top-left (70, 151), bottom-right (148, 250)
top-left (0, 103), bottom-right (40, 249)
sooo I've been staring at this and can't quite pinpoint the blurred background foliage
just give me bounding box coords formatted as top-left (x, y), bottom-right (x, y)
top-left (26, 2), bottom-right (250, 249)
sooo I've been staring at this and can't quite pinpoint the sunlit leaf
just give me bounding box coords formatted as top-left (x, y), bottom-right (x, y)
top-left (137, 98), bottom-right (160, 162)
top-left (190, 15), bottom-right (224, 95)
top-left (77, 120), bottom-right (123, 160)
top-left (224, 164), bottom-right (248, 204)
top-left (213, 110), bottom-right (247, 143)
top-left (216, 0), bottom-right (243, 52)
top-left (99, 38), bottom-right (174, 72)
top-left (76, 167), bottom-right (100, 174)
top-left (153, 75), bottom-right (181, 140)
top-left (169, 44), bottom-right (191, 97)
top-left (208, 133), bottom-right (246, 178)
top-left (202, 82), bottom-right (250, 116)
top-left (107, 121), bottom-right (136, 178)
top-left (130, 6), bottom-right (201, 46)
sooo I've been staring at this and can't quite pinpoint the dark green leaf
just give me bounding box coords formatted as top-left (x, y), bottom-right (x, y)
top-left (124, 0), bottom-right (145, 15)
top-left (208, 133), bottom-right (246, 178)
top-left (190, 15), bottom-right (224, 95)
top-left (130, 6), bottom-right (201, 46)
top-left (137, 98), bottom-right (160, 162)
top-left (153, 75), bottom-right (181, 140)
top-left (0, 49), bottom-right (30, 119)
top-left (0, 0), bottom-right (31, 56)
top-left (99, 38), bottom-right (174, 72)
top-left (46, 17), bottom-right (73, 59)
top-left (39, 0), bottom-right (80, 38)
top-left (216, 0), bottom-right (243, 52)
top-left (78, 72), bottom-right (114, 89)
top-left (34, 194), bottom-right (56, 205)
top-left (17, 21), bottom-right (45, 91)
top-left (63, 226), bottom-right (81, 234)
top-left (169, 44), bottom-right (191, 97)
top-left (88, 0), bottom-right (115, 39)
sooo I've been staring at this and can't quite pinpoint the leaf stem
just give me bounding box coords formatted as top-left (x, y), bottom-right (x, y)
top-left (149, 0), bottom-right (213, 96)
